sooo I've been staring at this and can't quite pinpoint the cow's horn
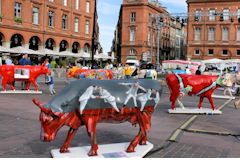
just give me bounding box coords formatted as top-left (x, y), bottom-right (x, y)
top-left (32, 99), bottom-right (52, 114)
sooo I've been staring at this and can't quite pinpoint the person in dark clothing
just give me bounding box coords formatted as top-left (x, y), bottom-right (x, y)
top-left (19, 54), bottom-right (32, 66)
top-left (195, 66), bottom-right (201, 75)
top-left (19, 54), bottom-right (32, 90)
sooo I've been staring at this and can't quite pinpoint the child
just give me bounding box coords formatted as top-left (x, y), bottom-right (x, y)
top-left (46, 70), bottom-right (56, 95)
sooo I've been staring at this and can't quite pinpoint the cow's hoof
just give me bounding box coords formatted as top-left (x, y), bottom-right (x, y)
top-left (139, 141), bottom-right (147, 145)
top-left (60, 147), bottom-right (69, 153)
top-left (126, 146), bottom-right (135, 153)
top-left (88, 150), bottom-right (98, 156)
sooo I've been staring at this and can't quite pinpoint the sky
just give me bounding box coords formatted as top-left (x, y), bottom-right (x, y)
top-left (97, 0), bottom-right (187, 53)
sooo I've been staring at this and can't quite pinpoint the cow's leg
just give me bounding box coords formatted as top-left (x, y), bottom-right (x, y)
top-left (2, 78), bottom-right (7, 91)
top-left (60, 128), bottom-right (78, 153)
top-left (88, 132), bottom-right (98, 156)
top-left (127, 112), bottom-right (147, 152)
top-left (86, 118), bottom-right (98, 156)
top-left (10, 84), bottom-right (15, 90)
top-left (207, 96), bottom-right (216, 110)
top-left (26, 82), bottom-right (31, 91)
top-left (228, 88), bottom-right (233, 97)
top-left (32, 80), bottom-right (39, 91)
top-left (198, 96), bottom-right (204, 109)
top-left (170, 94), bottom-right (178, 110)
top-left (224, 87), bottom-right (228, 96)
top-left (126, 129), bottom-right (143, 152)
top-left (139, 134), bottom-right (147, 145)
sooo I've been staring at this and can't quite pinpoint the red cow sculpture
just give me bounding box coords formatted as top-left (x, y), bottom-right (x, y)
top-left (166, 74), bottom-right (224, 110)
top-left (0, 65), bottom-right (49, 91)
top-left (33, 99), bottom-right (154, 156)
top-left (32, 79), bottom-right (162, 156)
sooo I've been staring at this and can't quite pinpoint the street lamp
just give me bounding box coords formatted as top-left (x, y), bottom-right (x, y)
top-left (151, 14), bottom-right (164, 69)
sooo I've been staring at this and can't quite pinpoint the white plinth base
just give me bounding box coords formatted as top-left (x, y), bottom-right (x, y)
top-left (0, 90), bottom-right (42, 94)
top-left (212, 94), bottom-right (235, 100)
top-left (168, 108), bottom-right (222, 115)
top-left (51, 141), bottom-right (153, 158)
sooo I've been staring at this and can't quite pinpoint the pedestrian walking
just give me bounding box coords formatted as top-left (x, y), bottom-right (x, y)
top-left (46, 70), bottom-right (56, 95)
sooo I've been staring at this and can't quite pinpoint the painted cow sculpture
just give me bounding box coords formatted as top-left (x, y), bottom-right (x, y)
top-left (67, 67), bottom-right (113, 80)
top-left (166, 74), bottom-right (224, 110)
top-left (0, 65), bottom-right (49, 91)
top-left (32, 79), bottom-right (162, 156)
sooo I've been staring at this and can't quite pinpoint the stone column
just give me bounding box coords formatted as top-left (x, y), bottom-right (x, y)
top-left (55, 46), bottom-right (59, 52)
top-left (24, 43), bottom-right (29, 49)
top-left (39, 45), bottom-right (44, 50)
top-left (4, 41), bottom-right (10, 48)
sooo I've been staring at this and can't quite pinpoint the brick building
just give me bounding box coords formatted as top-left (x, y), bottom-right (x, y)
top-left (111, 0), bottom-right (185, 64)
top-left (187, 0), bottom-right (240, 60)
top-left (0, 0), bottom-right (98, 55)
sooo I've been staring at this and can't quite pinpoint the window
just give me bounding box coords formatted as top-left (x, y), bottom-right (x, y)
top-left (75, 0), bottom-right (79, 10)
top-left (209, 9), bottom-right (216, 21)
top-left (74, 17), bottom-right (79, 32)
top-left (85, 20), bottom-right (89, 34)
top-left (49, 0), bottom-right (54, 2)
top-left (32, 7), bottom-right (39, 25)
top-left (223, 49), bottom-right (228, 55)
top-left (222, 27), bottom-right (229, 41)
top-left (237, 50), bottom-right (240, 56)
top-left (194, 27), bottom-right (201, 41)
top-left (130, 28), bottom-right (136, 42)
top-left (63, 0), bottom-right (67, 6)
top-left (48, 11), bottom-right (54, 27)
top-left (195, 49), bottom-right (200, 55)
top-left (148, 30), bottom-right (151, 45)
top-left (208, 49), bottom-right (214, 55)
top-left (195, 10), bottom-right (201, 21)
top-left (208, 27), bottom-right (215, 41)
top-left (238, 9), bottom-right (240, 19)
top-left (14, 2), bottom-right (21, 18)
top-left (62, 14), bottom-right (67, 29)
top-left (237, 27), bottom-right (240, 41)
top-left (86, 1), bottom-right (90, 13)
top-left (130, 48), bottom-right (136, 55)
top-left (130, 12), bottom-right (136, 23)
top-left (223, 9), bottom-right (229, 21)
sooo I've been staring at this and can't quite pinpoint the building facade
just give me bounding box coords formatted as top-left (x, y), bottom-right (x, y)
top-left (187, 0), bottom-right (240, 60)
top-left (0, 0), bottom-right (98, 54)
top-left (111, 0), bottom-right (185, 64)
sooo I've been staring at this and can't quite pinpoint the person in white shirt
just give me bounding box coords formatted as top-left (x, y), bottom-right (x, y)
top-left (79, 86), bottom-right (97, 114)
top-left (5, 56), bottom-right (13, 65)
top-left (137, 89), bottom-right (160, 111)
top-left (137, 89), bottom-right (152, 111)
top-left (152, 89), bottom-right (160, 108)
top-left (119, 82), bottom-right (146, 107)
top-left (97, 86), bottom-right (119, 112)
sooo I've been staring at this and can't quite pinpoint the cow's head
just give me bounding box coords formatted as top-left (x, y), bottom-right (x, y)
top-left (41, 65), bottom-right (50, 75)
top-left (221, 74), bottom-right (235, 87)
top-left (216, 73), bottom-right (231, 87)
top-left (32, 99), bottom-right (66, 142)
